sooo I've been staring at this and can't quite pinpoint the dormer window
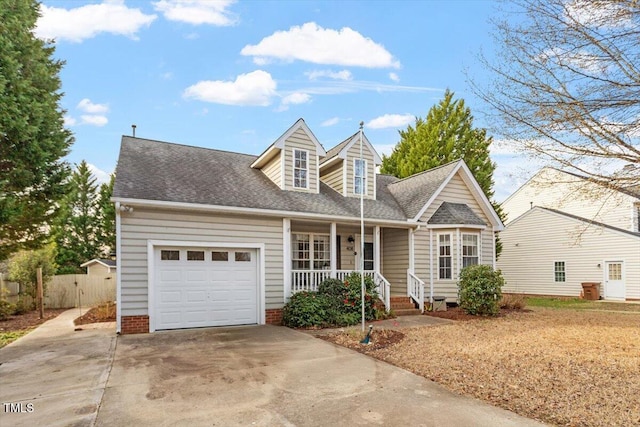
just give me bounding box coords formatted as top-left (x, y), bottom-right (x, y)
top-left (354, 159), bottom-right (366, 195)
top-left (293, 149), bottom-right (308, 189)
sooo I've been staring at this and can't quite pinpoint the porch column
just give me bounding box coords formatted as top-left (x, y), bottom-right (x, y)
top-left (330, 222), bottom-right (337, 278)
top-left (408, 229), bottom-right (414, 297)
top-left (374, 225), bottom-right (381, 274)
top-left (283, 218), bottom-right (291, 301)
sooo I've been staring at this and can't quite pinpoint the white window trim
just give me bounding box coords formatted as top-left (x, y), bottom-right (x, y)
top-left (353, 158), bottom-right (367, 195)
top-left (291, 233), bottom-right (331, 270)
top-left (461, 232), bottom-right (480, 269)
top-left (292, 148), bottom-right (310, 190)
top-left (553, 260), bottom-right (566, 283)
top-left (437, 232), bottom-right (453, 281)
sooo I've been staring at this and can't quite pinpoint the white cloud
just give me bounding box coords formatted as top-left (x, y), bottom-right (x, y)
top-left (366, 114), bottom-right (414, 129)
top-left (183, 70), bottom-right (277, 106)
top-left (282, 92), bottom-right (311, 105)
top-left (80, 115), bottom-right (109, 127)
top-left (153, 0), bottom-right (238, 26)
top-left (241, 22), bottom-right (400, 68)
top-left (86, 163), bottom-right (112, 185)
top-left (64, 116), bottom-right (77, 127)
top-left (389, 72), bottom-right (400, 82)
top-left (160, 71), bottom-right (174, 80)
top-left (321, 117), bottom-right (340, 127)
top-left (305, 69), bottom-right (353, 81)
top-left (77, 98), bottom-right (109, 114)
top-left (35, 1), bottom-right (156, 43)
top-left (564, 0), bottom-right (634, 28)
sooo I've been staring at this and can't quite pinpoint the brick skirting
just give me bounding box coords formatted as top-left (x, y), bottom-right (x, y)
top-left (121, 315), bottom-right (150, 334)
top-left (265, 309), bottom-right (283, 325)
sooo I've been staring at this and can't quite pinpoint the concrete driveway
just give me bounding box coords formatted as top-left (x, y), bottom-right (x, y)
top-left (1, 312), bottom-right (546, 426)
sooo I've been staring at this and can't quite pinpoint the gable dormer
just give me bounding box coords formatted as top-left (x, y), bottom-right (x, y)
top-left (251, 119), bottom-right (326, 193)
top-left (320, 131), bottom-right (382, 200)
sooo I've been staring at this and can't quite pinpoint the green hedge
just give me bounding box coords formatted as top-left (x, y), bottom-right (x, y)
top-left (458, 264), bottom-right (505, 316)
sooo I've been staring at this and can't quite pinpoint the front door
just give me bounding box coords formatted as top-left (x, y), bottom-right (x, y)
top-left (605, 261), bottom-right (625, 300)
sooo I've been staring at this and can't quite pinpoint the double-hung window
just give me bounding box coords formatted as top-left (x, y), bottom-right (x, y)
top-left (293, 149), bottom-right (308, 189)
top-left (354, 159), bottom-right (366, 195)
top-left (292, 233), bottom-right (330, 270)
top-left (554, 261), bottom-right (566, 282)
top-left (438, 234), bottom-right (452, 279)
top-left (462, 234), bottom-right (479, 268)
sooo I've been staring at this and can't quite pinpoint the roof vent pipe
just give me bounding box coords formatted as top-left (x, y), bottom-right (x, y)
top-left (132, 124), bottom-right (137, 137)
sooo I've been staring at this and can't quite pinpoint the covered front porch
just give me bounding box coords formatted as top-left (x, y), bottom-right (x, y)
top-left (283, 219), bottom-right (427, 311)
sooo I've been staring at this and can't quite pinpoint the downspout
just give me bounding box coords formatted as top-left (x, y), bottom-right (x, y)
top-left (115, 201), bottom-right (122, 334)
top-left (429, 228), bottom-right (434, 306)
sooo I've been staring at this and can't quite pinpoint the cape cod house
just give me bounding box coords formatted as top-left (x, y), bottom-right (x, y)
top-left (113, 119), bottom-right (503, 334)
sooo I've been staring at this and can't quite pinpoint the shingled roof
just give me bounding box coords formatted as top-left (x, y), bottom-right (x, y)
top-left (387, 161), bottom-right (461, 219)
top-left (113, 137), bottom-right (408, 221)
top-left (427, 202), bottom-right (486, 226)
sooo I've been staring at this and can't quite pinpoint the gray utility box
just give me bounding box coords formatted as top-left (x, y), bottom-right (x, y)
top-left (432, 296), bottom-right (446, 312)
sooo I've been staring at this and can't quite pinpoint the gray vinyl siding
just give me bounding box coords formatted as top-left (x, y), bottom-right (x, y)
top-left (381, 228), bottom-right (409, 295)
top-left (498, 208), bottom-right (640, 300)
top-left (346, 143), bottom-right (375, 199)
top-left (119, 208), bottom-right (284, 316)
top-left (414, 172), bottom-right (497, 301)
top-left (282, 128), bottom-right (319, 193)
top-left (261, 152), bottom-right (282, 188)
top-left (320, 161), bottom-right (344, 195)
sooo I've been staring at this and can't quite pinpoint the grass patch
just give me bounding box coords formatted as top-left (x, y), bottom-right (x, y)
top-left (0, 330), bottom-right (32, 348)
top-left (525, 297), bottom-right (640, 312)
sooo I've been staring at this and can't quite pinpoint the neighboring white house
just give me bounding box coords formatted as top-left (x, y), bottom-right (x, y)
top-left (498, 167), bottom-right (640, 301)
top-left (113, 118), bottom-right (503, 334)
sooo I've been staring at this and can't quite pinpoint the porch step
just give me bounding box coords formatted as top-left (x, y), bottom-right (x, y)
top-left (394, 308), bottom-right (422, 316)
top-left (389, 297), bottom-right (417, 310)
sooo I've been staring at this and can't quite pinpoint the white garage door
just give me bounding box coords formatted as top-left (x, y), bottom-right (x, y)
top-left (154, 247), bottom-right (258, 330)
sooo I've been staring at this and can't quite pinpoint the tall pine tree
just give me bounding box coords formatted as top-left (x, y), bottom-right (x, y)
top-left (381, 90), bottom-right (503, 255)
top-left (381, 89), bottom-right (496, 200)
top-left (0, 0), bottom-right (73, 260)
top-left (53, 161), bottom-right (101, 274)
top-left (96, 174), bottom-right (115, 258)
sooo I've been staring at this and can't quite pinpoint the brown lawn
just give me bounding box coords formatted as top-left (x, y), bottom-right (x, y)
top-left (323, 308), bottom-right (640, 427)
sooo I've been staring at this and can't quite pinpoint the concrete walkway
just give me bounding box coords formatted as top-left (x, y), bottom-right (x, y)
top-left (0, 309), bottom-right (117, 427)
top-left (1, 312), bottom-right (546, 427)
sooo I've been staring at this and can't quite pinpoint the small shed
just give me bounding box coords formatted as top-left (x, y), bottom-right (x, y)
top-left (81, 259), bottom-right (117, 276)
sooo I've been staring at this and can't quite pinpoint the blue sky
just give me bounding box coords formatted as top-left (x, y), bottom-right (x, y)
top-left (36, 0), bottom-right (532, 201)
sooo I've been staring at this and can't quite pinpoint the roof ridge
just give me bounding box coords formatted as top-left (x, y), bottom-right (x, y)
top-left (387, 159), bottom-right (461, 186)
top-left (537, 207), bottom-right (640, 238)
top-left (122, 136), bottom-right (258, 159)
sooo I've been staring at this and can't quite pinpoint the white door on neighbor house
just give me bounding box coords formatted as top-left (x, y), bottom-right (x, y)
top-left (604, 261), bottom-right (625, 300)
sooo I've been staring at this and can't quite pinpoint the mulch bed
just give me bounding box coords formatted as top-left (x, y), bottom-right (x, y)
top-left (74, 304), bottom-right (116, 326)
top-left (424, 306), bottom-right (531, 320)
top-left (0, 308), bottom-right (68, 332)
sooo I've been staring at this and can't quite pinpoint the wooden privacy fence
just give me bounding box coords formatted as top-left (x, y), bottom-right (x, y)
top-left (1, 273), bottom-right (116, 309)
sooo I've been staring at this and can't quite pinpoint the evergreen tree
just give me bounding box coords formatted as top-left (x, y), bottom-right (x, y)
top-left (96, 174), bottom-right (115, 258)
top-left (53, 161), bottom-right (101, 274)
top-left (381, 90), bottom-right (503, 255)
top-left (0, 0), bottom-right (73, 260)
top-left (381, 89), bottom-right (496, 200)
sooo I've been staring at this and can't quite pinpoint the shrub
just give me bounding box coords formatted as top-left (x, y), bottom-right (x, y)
top-left (343, 273), bottom-right (378, 320)
top-left (282, 292), bottom-right (332, 328)
top-left (13, 298), bottom-right (32, 314)
top-left (458, 265), bottom-right (505, 316)
top-left (0, 300), bottom-right (15, 320)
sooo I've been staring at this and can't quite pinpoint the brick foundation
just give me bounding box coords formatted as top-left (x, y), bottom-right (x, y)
top-left (265, 309), bottom-right (283, 325)
top-left (121, 315), bottom-right (150, 334)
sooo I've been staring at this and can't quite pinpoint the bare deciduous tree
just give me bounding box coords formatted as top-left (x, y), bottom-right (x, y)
top-left (473, 0), bottom-right (639, 193)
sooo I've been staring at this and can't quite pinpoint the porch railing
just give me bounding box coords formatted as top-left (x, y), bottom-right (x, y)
top-left (291, 269), bottom-right (390, 312)
top-left (407, 270), bottom-right (425, 312)
top-left (373, 272), bottom-right (391, 312)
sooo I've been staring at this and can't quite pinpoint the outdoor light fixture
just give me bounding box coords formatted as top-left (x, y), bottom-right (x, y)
top-left (347, 235), bottom-right (354, 243)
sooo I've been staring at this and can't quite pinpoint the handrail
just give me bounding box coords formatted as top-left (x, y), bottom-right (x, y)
top-left (374, 272), bottom-right (391, 312)
top-left (291, 270), bottom-right (376, 294)
top-left (407, 270), bottom-right (425, 312)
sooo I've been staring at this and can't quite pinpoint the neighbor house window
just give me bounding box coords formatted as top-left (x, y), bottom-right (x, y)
top-left (554, 261), bottom-right (566, 282)
top-left (354, 159), bottom-right (366, 195)
top-left (293, 149), bottom-right (308, 189)
top-left (292, 233), bottom-right (330, 270)
top-left (438, 234), bottom-right (452, 279)
top-left (462, 234), bottom-right (479, 268)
